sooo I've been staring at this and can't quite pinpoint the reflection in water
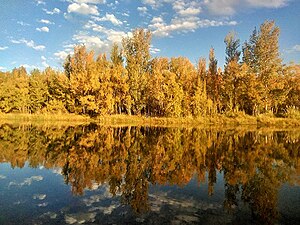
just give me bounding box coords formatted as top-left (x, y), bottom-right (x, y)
top-left (0, 123), bottom-right (299, 224)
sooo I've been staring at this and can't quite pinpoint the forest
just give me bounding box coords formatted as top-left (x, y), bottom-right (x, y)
top-left (0, 20), bottom-right (299, 118)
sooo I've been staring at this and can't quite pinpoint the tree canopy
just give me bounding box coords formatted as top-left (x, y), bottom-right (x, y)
top-left (0, 22), bottom-right (299, 117)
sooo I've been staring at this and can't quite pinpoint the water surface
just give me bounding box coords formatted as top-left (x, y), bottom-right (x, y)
top-left (0, 123), bottom-right (299, 224)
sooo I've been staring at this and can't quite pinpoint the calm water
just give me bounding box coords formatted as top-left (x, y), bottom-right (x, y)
top-left (0, 123), bottom-right (299, 225)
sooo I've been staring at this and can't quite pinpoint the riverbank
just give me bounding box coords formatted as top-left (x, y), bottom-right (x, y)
top-left (0, 113), bottom-right (299, 128)
top-left (0, 113), bottom-right (90, 126)
top-left (96, 114), bottom-right (300, 127)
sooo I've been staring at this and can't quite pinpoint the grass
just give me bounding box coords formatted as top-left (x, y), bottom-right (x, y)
top-left (95, 113), bottom-right (300, 128)
top-left (0, 112), bottom-right (299, 128)
top-left (0, 113), bottom-right (91, 126)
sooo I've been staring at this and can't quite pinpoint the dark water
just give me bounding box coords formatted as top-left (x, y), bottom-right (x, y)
top-left (0, 123), bottom-right (299, 225)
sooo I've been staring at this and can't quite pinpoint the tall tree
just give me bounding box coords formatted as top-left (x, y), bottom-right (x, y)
top-left (243, 21), bottom-right (282, 113)
top-left (122, 28), bottom-right (151, 115)
top-left (223, 32), bottom-right (241, 111)
top-left (10, 67), bottom-right (29, 113)
top-left (29, 69), bottom-right (49, 113)
top-left (170, 57), bottom-right (197, 116)
top-left (64, 45), bottom-right (99, 115)
top-left (207, 48), bottom-right (220, 112)
top-left (110, 43), bottom-right (130, 114)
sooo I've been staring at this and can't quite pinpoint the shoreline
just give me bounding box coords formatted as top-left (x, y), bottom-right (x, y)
top-left (0, 113), bottom-right (299, 128)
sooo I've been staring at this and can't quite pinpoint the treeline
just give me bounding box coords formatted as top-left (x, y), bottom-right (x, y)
top-left (0, 124), bottom-right (299, 222)
top-left (0, 20), bottom-right (299, 117)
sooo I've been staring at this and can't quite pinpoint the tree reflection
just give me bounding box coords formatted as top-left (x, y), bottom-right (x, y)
top-left (0, 123), bottom-right (299, 223)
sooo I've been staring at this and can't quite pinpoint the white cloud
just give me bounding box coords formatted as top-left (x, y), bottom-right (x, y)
top-left (41, 212), bottom-right (57, 219)
top-left (38, 19), bottom-right (55, 25)
top-left (73, 33), bottom-right (109, 53)
top-left (36, 26), bottom-right (50, 32)
top-left (67, 3), bottom-right (99, 15)
top-left (285, 44), bottom-right (300, 53)
top-left (142, 0), bottom-right (201, 13)
top-left (204, 0), bottom-right (289, 15)
top-left (9, 176), bottom-right (43, 187)
top-left (0, 66), bottom-right (7, 71)
top-left (84, 20), bottom-right (131, 43)
top-left (38, 202), bottom-right (49, 207)
top-left (35, 0), bottom-right (46, 5)
top-left (74, 0), bottom-right (106, 4)
top-left (65, 213), bottom-right (97, 225)
top-left (151, 16), bottom-right (164, 23)
top-left (177, 7), bottom-right (201, 16)
top-left (17, 21), bottom-right (30, 26)
top-left (54, 50), bottom-right (72, 61)
top-left (43, 8), bottom-right (61, 15)
top-left (33, 194), bottom-right (47, 200)
top-left (20, 64), bottom-right (37, 69)
top-left (11, 39), bottom-right (45, 51)
top-left (246, 0), bottom-right (288, 8)
top-left (142, 0), bottom-right (289, 16)
top-left (204, 0), bottom-right (238, 16)
top-left (172, 0), bottom-right (202, 17)
top-left (137, 6), bottom-right (148, 14)
top-left (149, 16), bottom-right (237, 37)
top-left (54, 20), bottom-right (132, 62)
top-left (41, 56), bottom-right (49, 67)
top-left (292, 45), bottom-right (300, 52)
top-left (92, 13), bottom-right (123, 25)
top-left (150, 46), bottom-right (161, 54)
top-left (141, 0), bottom-right (171, 9)
top-left (0, 46), bottom-right (8, 51)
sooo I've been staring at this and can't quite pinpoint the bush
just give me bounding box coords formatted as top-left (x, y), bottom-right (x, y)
top-left (284, 106), bottom-right (300, 119)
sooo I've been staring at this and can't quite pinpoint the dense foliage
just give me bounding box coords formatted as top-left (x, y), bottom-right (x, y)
top-left (0, 21), bottom-right (299, 117)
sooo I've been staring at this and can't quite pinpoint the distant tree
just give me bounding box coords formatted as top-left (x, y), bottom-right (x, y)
top-left (110, 43), bottom-right (123, 67)
top-left (8, 67), bottom-right (30, 113)
top-left (197, 57), bottom-right (206, 82)
top-left (29, 69), bottom-right (49, 113)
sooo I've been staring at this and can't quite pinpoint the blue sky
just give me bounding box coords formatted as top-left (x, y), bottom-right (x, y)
top-left (0, 0), bottom-right (299, 72)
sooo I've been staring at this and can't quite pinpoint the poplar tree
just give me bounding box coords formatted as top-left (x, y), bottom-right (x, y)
top-left (170, 57), bottom-right (197, 116)
top-left (207, 48), bottom-right (220, 112)
top-left (64, 46), bottom-right (100, 115)
top-left (122, 28), bottom-right (151, 115)
top-left (223, 32), bottom-right (241, 112)
top-left (243, 21), bottom-right (282, 113)
top-left (29, 69), bottom-right (49, 113)
top-left (110, 43), bottom-right (129, 114)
